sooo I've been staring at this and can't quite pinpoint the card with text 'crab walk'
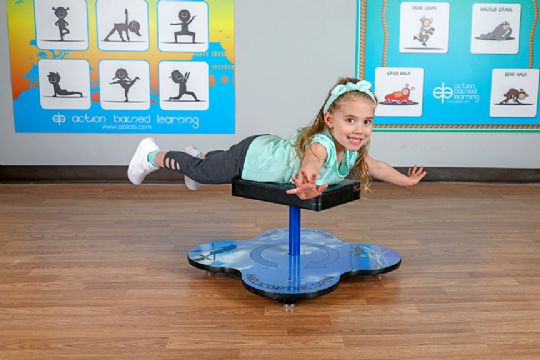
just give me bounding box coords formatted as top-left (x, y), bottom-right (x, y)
top-left (375, 67), bottom-right (424, 118)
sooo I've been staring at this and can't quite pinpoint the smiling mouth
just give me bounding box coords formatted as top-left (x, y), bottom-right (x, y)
top-left (347, 136), bottom-right (363, 145)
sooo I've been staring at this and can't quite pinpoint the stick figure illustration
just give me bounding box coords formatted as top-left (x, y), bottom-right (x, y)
top-left (47, 72), bottom-right (83, 97)
top-left (169, 70), bottom-right (199, 101)
top-left (104, 9), bottom-right (142, 42)
top-left (110, 68), bottom-right (140, 102)
top-left (53, 6), bottom-right (70, 41)
top-left (170, 9), bottom-right (196, 43)
top-left (413, 16), bottom-right (434, 46)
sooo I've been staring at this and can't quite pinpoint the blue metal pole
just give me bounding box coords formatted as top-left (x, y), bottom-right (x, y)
top-left (288, 206), bottom-right (301, 256)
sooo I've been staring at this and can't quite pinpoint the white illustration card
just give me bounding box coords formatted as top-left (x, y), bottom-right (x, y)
top-left (159, 61), bottom-right (209, 111)
top-left (157, 1), bottom-right (209, 52)
top-left (375, 67), bottom-right (424, 117)
top-left (400, 2), bottom-right (450, 53)
top-left (471, 4), bottom-right (521, 54)
top-left (99, 60), bottom-right (150, 110)
top-left (96, 0), bottom-right (150, 51)
top-left (490, 69), bottom-right (539, 117)
top-left (34, 0), bottom-right (89, 50)
top-left (39, 59), bottom-right (91, 109)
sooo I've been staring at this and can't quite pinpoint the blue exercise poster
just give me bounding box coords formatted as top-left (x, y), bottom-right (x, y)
top-left (359, 0), bottom-right (540, 131)
top-left (7, 0), bottom-right (235, 134)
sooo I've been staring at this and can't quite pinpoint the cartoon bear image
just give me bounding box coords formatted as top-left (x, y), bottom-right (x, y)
top-left (500, 88), bottom-right (528, 104)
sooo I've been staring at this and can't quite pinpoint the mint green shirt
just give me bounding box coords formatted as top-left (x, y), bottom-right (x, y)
top-left (241, 131), bottom-right (359, 185)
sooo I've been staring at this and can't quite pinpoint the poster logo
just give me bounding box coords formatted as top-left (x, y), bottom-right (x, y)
top-left (433, 82), bottom-right (480, 104)
top-left (52, 112), bottom-right (66, 125)
top-left (433, 82), bottom-right (453, 104)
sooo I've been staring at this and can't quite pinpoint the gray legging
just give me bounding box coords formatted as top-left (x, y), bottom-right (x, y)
top-left (163, 135), bottom-right (261, 184)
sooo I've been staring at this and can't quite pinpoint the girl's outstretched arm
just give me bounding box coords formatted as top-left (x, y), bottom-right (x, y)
top-left (366, 155), bottom-right (426, 187)
top-left (286, 143), bottom-right (328, 200)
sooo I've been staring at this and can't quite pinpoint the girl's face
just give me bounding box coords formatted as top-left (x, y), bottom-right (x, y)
top-left (323, 96), bottom-right (375, 153)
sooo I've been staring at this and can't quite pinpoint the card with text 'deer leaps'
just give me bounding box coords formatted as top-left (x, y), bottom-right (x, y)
top-left (471, 3), bottom-right (521, 54)
top-left (375, 67), bottom-right (424, 117)
top-left (490, 69), bottom-right (539, 118)
top-left (400, 2), bottom-right (450, 53)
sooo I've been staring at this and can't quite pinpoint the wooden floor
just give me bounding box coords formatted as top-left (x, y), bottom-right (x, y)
top-left (1, 182), bottom-right (540, 359)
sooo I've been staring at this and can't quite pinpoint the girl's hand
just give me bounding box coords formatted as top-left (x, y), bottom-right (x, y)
top-left (286, 171), bottom-right (328, 200)
top-left (406, 166), bottom-right (427, 186)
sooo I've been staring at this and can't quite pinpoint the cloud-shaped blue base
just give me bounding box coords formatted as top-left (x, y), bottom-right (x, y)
top-left (188, 228), bottom-right (401, 302)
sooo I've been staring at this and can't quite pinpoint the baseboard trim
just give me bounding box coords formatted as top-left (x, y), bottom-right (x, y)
top-left (0, 166), bottom-right (183, 183)
top-left (0, 166), bottom-right (539, 183)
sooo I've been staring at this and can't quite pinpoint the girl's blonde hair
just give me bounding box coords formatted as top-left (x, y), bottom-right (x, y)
top-left (294, 77), bottom-right (377, 194)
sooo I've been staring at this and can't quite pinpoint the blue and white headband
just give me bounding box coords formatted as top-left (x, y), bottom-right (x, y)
top-left (323, 80), bottom-right (376, 113)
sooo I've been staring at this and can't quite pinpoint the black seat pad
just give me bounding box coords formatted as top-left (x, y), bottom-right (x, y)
top-left (232, 178), bottom-right (360, 211)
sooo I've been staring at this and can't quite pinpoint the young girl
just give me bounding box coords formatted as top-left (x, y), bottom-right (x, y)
top-left (128, 77), bottom-right (426, 199)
